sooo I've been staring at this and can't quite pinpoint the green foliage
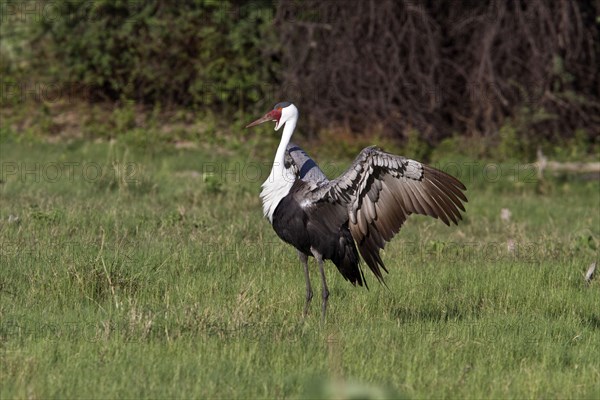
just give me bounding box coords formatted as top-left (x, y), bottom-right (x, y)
top-left (496, 123), bottom-right (522, 161)
top-left (2, 0), bottom-right (597, 156)
top-left (31, 0), bottom-right (278, 114)
top-left (0, 9), bottom-right (33, 81)
top-left (113, 99), bottom-right (136, 133)
top-left (401, 129), bottom-right (431, 161)
top-left (553, 129), bottom-right (597, 161)
top-left (431, 135), bottom-right (476, 160)
top-left (202, 171), bottom-right (223, 195)
top-left (493, 106), bottom-right (560, 161)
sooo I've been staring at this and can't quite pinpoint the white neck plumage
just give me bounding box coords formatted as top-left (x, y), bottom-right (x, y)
top-left (260, 113), bottom-right (298, 222)
top-left (273, 116), bottom-right (297, 170)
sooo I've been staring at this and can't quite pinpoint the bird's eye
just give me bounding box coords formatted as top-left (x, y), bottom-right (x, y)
top-left (277, 107), bottom-right (282, 111)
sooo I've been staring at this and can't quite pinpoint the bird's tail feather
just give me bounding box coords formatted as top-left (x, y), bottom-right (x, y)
top-left (332, 228), bottom-right (366, 287)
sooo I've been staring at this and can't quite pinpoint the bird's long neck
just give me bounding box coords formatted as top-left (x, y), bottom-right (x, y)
top-left (260, 114), bottom-right (298, 222)
top-left (272, 116), bottom-right (297, 173)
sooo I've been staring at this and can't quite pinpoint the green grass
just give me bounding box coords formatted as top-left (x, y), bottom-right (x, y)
top-left (1, 139), bottom-right (599, 399)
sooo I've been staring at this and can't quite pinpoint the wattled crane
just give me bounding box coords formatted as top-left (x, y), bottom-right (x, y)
top-left (246, 102), bottom-right (467, 320)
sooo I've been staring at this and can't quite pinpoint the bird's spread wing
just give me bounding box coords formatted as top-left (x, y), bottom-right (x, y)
top-left (313, 146), bottom-right (467, 283)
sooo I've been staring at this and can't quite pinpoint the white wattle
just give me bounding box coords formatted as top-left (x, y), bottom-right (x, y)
top-left (260, 106), bottom-right (298, 223)
top-left (261, 166), bottom-right (295, 222)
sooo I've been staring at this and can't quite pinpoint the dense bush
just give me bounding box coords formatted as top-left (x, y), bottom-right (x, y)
top-left (276, 0), bottom-right (599, 147)
top-left (2, 0), bottom-right (598, 154)
top-left (31, 0), bottom-right (278, 114)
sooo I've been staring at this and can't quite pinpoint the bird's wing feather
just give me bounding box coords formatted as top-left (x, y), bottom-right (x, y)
top-left (286, 143), bottom-right (329, 183)
top-left (311, 146), bottom-right (467, 282)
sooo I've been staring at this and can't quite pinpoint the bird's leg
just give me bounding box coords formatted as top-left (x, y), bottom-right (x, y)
top-left (315, 252), bottom-right (329, 323)
top-left (299, 251), bottom-right (313, 318)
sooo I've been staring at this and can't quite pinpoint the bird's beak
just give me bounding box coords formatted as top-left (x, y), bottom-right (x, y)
top-left (245, 110), bottom-right (279, 129)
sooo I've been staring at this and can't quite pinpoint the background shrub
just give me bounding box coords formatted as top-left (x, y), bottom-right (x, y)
top-left (1, 0), bottom-right (598, 158)
top-left (31, 0), bottom-right (278, 114)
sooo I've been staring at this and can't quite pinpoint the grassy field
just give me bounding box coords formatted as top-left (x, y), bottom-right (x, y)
top-left (1, 137), bottom-right (599, 399)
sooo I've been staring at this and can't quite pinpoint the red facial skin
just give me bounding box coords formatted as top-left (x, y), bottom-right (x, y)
top-left (246, 107), bottom-right (282, 128)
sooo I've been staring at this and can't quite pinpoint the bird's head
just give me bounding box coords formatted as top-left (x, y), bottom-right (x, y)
top-left (245, 102), bottom-right (298, 131)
